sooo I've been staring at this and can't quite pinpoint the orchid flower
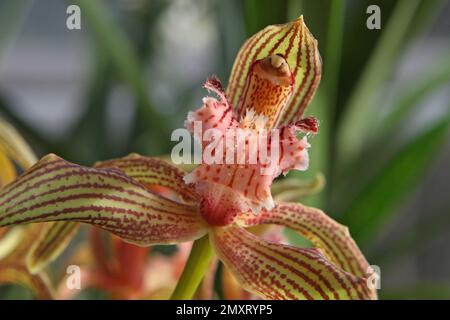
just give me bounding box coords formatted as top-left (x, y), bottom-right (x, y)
top-left (0, 17), bottom-right (377, 300)
top-left (221, 225), bottom-right (289, 300)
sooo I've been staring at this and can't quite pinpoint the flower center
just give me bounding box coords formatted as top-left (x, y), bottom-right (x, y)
top-left (236, 54), bottom-right (294, 129)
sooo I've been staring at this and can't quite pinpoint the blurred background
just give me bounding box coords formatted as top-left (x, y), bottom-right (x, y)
top-left (0, 0), bottom-right (449, 299)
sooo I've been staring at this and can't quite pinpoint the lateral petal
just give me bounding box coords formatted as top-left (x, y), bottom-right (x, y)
top-left (235, 202), bottom-right (375, 284)
top-left (210, 226), bottom-right (374, 300)
top-left (95, 153), bottom-right (199, 204)
top-left (0, 154), bottom-right (207, 246)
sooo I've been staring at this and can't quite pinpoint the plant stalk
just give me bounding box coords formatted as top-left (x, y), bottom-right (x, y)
top-left (170, 235), bottom-right (214, 300)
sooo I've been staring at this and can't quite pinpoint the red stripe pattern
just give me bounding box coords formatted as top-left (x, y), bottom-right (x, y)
top-left (226, 16), bottom-right (322, 125)
top-left (210, 226), bottom-right (375, 300)
top-left (233, 202), bottom-right (378, 299)
top-left (0, 154), bottom-right (207, 246)
top-left (235, 203), bottom-right (372, 278)
top-left (95, 153), bottom-right (199, 204)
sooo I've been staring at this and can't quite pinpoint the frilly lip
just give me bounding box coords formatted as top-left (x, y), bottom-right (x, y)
top-left (195, 180), bottom-right (252, 226)
top-left (183, 85), bottom-right (312, 226)
top-left (192, 180), bottom-right (276, 227)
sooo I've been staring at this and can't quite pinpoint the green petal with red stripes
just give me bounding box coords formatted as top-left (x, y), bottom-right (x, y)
top-left (236, 202), bottom-right (375, 282)
top-left (226, 16), bottom-right (322, 124)
top-left (0, 154), bottom-right (207, 246)
top-left (95, 153), bottom-right (199, 204)
top-left (210, 226), bottom-right (374, 300)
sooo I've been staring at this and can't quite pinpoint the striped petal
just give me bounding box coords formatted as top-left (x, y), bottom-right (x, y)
top-left (210, 226), bottom-right (374, 300)
top-left (26, 221), bottom-right (80, 274)
top-left (222, 266), bottom-right (254, 300)
top-left (235, 202), bottom-right (373, 282)
top-left (226, 16), bottom-right (321, 125)
top-left (221, 225), bottom-right (288, 300)
top-left (95, 153), bottom-right (199, 204)
top-left (20, 154), bottom-right (197, 274)
top-left (0, 154), bottom-right (207, 246)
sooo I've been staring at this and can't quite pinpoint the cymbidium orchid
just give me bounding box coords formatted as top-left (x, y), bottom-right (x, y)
top-left (0, 17), bottom-right (377, 300)
top-left (221, 225), bottom-right (289, 300)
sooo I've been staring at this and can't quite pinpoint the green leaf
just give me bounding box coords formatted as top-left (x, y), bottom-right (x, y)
top-left (243, 0), bottom-right (288, 36)
top-left (329, 54), bottom-right (450, 215)
top-left (337, 0), bottom-right (421, 164)
top-left (372, 205), bottom-right (450, 266)
top-left (380, 283), bottom-right (450, 300)
top-left (407, 0), bottom-right (448, 40)
top-left (341, 116), bottom-right (450, 243)
top-left (0, 0), bottom-right (33, 61)
top-left (300, 0), bottom-right (345, 209)
top-left (373, 54), bottom-right (450, 140)
top-left (76, 0), bottom-right (167, 135)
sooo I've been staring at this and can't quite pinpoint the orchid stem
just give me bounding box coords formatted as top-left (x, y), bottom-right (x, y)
top-left (170, 235), bottom-right (214, 300)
